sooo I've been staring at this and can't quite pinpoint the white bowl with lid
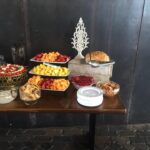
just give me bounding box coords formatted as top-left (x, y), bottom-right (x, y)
top-left (77, 86), bottom-right (103, 107)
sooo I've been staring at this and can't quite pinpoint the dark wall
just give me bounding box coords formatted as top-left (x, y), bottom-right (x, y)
top-left (0, 0), bottom-right (25, 63)
top-left (128, 0), bottom-right (150, 123)
top-left (0, 0), bottom-right (149, 127)
top-left (27, 0), bottom-right (98, 58)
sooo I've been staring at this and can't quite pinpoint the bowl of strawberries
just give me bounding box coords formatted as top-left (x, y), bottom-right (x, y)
top-left (0, 64), bottom-right (27, 87)
top-left (70, 75), bottom-right (95, 89)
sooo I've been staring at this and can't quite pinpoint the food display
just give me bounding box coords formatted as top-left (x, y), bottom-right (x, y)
top-left (0, 64), bottom-right (26, 76)
top-left (0, 64), bottom-right (27, 87)
top-left (96, 81), bottom-right (120, 97)
top-left (29, 64), bottom-right (70, 77)
top-left (28, 76), bottom-right (70, 91)
top-left (85, 51), bottom-right (110, 63)
top-left (19, 83), bottom-right (41, 105)
top-left (71, 75), bottom-right (95, 89)
top-left (31, 52), bottom-right (70, 63)
top-left (28, 50), bottom-right (71, 95)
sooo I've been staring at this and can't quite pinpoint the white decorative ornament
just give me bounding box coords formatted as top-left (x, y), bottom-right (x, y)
top-left (72, 17), bottom-right (89, 59)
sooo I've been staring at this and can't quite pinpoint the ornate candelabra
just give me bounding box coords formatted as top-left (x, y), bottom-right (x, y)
top-left (71, 17), bottom-right (89, 59)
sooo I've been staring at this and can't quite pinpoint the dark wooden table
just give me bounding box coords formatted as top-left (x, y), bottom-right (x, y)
top-left (0, 86), bottom-right (126, 150)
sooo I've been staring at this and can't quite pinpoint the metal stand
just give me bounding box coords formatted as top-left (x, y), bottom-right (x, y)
top-left (89, 113), bottom-right (96, 150)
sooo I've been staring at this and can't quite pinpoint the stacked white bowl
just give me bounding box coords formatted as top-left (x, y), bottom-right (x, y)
top-left (77, 86), bottom-right (103, 107)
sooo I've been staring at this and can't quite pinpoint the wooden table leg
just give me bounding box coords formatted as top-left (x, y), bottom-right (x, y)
top-left (89, 113), bottom-right (96, 150)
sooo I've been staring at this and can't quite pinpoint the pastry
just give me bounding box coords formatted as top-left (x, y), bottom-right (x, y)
top-left (85, 51), bottom-right (110, 63)
top-left (97, 81), bottom-right (120, 97)
top-left (19, 83), bottom-right (41, 101)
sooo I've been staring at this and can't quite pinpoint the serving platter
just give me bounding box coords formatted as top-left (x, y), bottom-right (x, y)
top-left (88, 60), bottom-right (115, 67)
top-left (41, 83), bottom-right (70, 92)
top-left (30, 57), bottom-right (70, 64)
top-left (29, 63), bottom-right (71, 77)
top-left (29, 70), bottom-right (70, 77)
top-left (30, 51), bottom-right (70, 64)
top-left (27, 75), bottom-right (70, 92)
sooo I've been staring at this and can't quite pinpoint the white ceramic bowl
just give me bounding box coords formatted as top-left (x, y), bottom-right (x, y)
top-left (0, 87), bottom-right (18, 104)
top-left (77, 86), bottom-right (103, 107)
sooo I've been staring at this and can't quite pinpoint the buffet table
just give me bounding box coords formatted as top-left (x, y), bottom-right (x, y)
top-left (0, 85), bottom-right (126, 150)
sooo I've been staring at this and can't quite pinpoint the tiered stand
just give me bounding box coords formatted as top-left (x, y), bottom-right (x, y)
top-left (28, 53), bottom-right (71, 92)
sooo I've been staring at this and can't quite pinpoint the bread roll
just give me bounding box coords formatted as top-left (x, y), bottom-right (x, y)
top-left (85, 51), bottom-right (110, 63)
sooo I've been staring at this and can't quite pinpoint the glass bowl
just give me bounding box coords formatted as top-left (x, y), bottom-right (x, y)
top-left (96, 81), bottom-right (120, 97)
top-left (72, 81), bottom-right (95, 89)
top-left (70, 75), bottom-right (95, 89)
top-left (19, 83), bottom-right (41, 105)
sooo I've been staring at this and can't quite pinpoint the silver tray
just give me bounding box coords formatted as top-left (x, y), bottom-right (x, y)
top-left (30, 57), bottom-right (70, 64)
top-left (29, 70), bottom-right (70, 77)
top-left (88, 60), bottom-right (115, 67)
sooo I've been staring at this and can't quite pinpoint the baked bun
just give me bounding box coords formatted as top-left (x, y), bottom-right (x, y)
top-left (85, 51), bottom-right (110, 63)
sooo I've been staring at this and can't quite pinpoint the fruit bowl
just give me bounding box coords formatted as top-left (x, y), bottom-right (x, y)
top-left (72, 81), bottom-right (94, 89)
top-left (70, 75), bottom-right (95, 89)
top-left (96, 81), bottom-right (120, 97)
top-left (0, 64), bottom-right (28, 87)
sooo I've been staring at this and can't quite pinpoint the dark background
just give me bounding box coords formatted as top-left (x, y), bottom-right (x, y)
top-left (0, 0), bottom-right (149, 127)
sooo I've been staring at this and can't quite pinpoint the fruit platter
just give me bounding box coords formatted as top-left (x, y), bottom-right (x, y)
top-left (28, 76), bottom-right (70, 91)
top-left (29, 63), bottom-right (70, 77)
top-left (30, 51), bottom-right (70, 64)
top-left (70, 75), bottom-right (95, 89)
